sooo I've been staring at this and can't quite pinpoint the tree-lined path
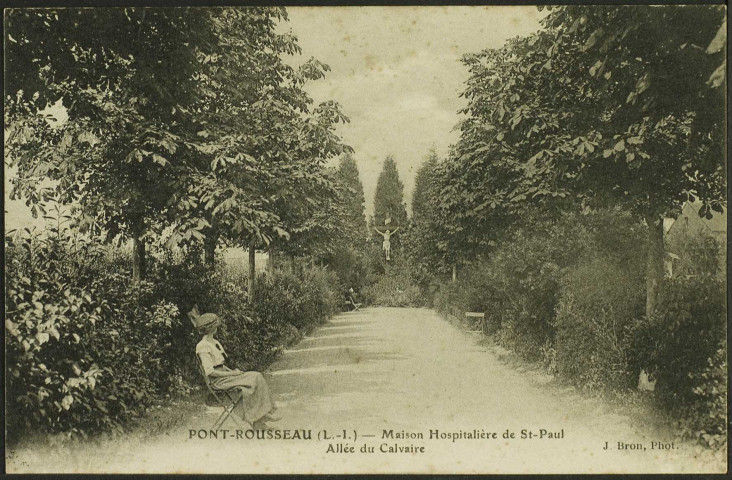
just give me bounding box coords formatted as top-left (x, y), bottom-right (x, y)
top-left (8, 308), bottom-right (724, 474)
top-left (4, 6), bottom-right (725, 475)
top-left (264, 307), bottom-right (723, 474)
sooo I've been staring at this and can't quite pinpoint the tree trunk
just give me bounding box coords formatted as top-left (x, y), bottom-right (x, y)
top-left (645, 214), bottom-right (665, 319)
top-left (267, 249), bottom-right (276, 274)
top-left (132, 234), bottom-right (147, 283)
top-left (452, 264), bottom-right (457, 284)
top-left (248, 239), bottom-right (256, 305)
top-left (204, 230), bottom-right (218, 267)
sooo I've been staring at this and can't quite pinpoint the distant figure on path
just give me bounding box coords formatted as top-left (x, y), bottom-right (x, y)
top-left (374, 226), bottom-right (399, 261)
top-left (346, 287), bottom-right (362, 311)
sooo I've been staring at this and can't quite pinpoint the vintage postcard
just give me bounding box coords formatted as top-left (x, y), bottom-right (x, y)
top-left (4, 4), bottom-right (728, 474)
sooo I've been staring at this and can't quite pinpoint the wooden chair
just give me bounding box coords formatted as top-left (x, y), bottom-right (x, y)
top-left (464, 312), bottom-right (486, 335)
top-left (195, 353), bottom-right (249, 430)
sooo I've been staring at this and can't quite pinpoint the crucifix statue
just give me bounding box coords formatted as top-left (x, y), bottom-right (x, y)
top-left (374, 218), bottom-right (400, 261)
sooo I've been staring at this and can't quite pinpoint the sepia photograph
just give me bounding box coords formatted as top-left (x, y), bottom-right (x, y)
top-left (3, 3), bottom-right (728, 474)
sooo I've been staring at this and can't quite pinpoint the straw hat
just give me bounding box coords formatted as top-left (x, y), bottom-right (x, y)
top-left (188, 305), bottom-right (220, 334)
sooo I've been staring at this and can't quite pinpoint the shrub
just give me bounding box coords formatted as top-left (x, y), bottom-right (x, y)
top-left (554, 256), bottom-right (645, 391)
top-left (363, 276), bottom-right (420, 307)
top-left (433, 281), bottom-right (467, 319)
top-left (220, 265), bottom-right (341, 369)
top-left (362, 257), bottom-right (421, 307)
top-left (216, 301), bottom-right (286, 372)
top-left (300, 265), bottom-right (341, 323)
top-left (326, 246), bottom-right (371, 294)
top-left (5, 224), bottom-right (342, 441)
top-left (679, 346), bottom-right (727, 449)
top-left (433, 263), bottom-right (504, 333)
top-left (630, 230), bottom-right (726, 447)
top-left (491, 247), bottom-right (563, 360)
top-left (252, 270), bottom-right (307, 328)
top-left (430, 207), bottom-right (725, 448)
top-left (250, 266), bottom-right (336, 329)
top-left (5, 229), bottom-right (180, 441)
top-left (464, 216), bottom-right (595, 360)
top-left (665, 223), bottom-right (725, 279)
top-left (632, 274), bottom-right (726, 446)
top-left (432, 209), bottom-right (648, 365)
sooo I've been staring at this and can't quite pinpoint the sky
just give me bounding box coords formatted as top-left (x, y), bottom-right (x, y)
top-left (4, 6), bottom-right (546, 231)
top-left (283, 6), bottom-right (546, 216)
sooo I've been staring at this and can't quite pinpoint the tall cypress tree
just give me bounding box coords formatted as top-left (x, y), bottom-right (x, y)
top-left (405, 150), bottom-right (445, 272)
top-left (402, 150), bottom-right (448, 292)
top-left (371, 156), bottom-right (408, 251)
top-left (411, 151), bottom-right (439, 227)
top-left (325, 154), bottom-right (370, 290)
top-left (335, 153), bottom-right (368, 247)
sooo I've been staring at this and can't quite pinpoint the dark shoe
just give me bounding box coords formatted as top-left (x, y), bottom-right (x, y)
top-left (263, 413), bottom-right (282, 422)
top-left (252, 419), bottom-right (268, 430)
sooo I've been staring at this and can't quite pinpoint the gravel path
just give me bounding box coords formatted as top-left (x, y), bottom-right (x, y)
top-left (6, 307), bottom-right (726, 474)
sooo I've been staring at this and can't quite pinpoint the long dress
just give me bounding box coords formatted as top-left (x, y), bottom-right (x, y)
top-left (196, 338), bottom-right (276, 424)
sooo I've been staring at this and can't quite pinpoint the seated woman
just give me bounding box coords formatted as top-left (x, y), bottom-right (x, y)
top-left (191, 309), bottom-right (279, 429)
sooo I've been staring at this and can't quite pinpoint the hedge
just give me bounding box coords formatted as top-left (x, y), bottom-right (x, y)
top-left (432, 210), bottom-right (725, 447)
top-left (5, 228), bottom-right (341, 442)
